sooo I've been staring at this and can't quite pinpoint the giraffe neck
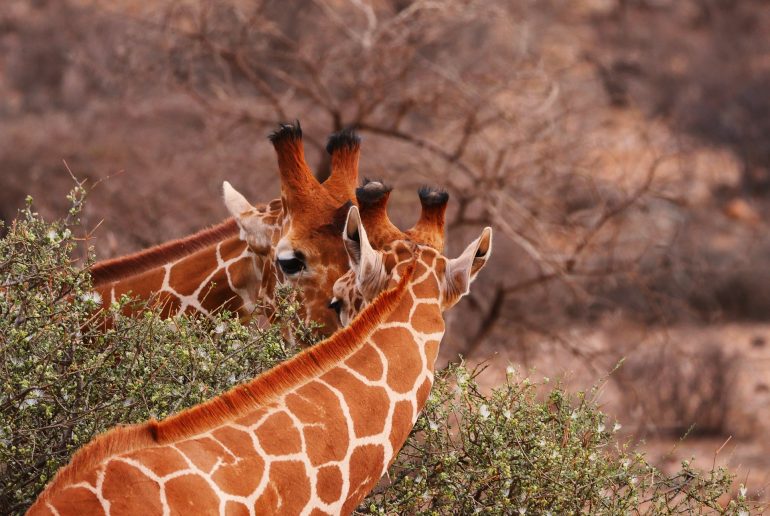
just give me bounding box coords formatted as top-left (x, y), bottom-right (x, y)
top-left (32, 260), bottom-right (444, 515)
top-left (91, 218), bottom-right (240, 285)
top-left (95, 235), bottom-right (263, 319)
top-left (92, 201), bottom-right (283, 320)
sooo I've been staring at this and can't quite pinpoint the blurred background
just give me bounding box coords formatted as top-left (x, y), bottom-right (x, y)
top-left (1, 0), bottom-right (769, 497)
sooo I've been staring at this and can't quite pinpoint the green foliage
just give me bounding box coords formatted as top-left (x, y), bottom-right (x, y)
top-left (0, 193), bottom-right (304, 512)
top-left (361, 365), bottom-right (752, 515)
top-left (0, 193), bottom-right (755, 514)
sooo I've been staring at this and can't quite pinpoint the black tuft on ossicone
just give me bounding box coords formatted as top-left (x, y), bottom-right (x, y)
top-left (356, 179), bottom-right (392, 205)
top-left (417, 186), bottom-right (449, 206)
top-left (326, 128), bottom-right (362, 155)
top-left (268, 120), bottom-right (303, 145)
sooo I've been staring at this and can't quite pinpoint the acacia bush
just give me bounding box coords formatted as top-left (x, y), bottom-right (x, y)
top-left (0, 191), bottom-right (308, 512)
top-left (364, 365), bottom-right (751, 515)
top-left (0, 196), bottom-right (754, 514)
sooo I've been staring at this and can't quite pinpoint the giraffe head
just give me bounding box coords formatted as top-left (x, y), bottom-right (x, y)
top-left (331, 196), bottom-right (492, 326)
top-left (224, 122), bottom-right (360, 333)
top-left (328, 181), bottom-right (454, 325)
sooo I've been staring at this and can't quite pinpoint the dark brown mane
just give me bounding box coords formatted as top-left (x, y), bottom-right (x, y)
top-left (34, 260), bottom-right (417, 505)
top-left (90, 218), bottom-right (240, 285)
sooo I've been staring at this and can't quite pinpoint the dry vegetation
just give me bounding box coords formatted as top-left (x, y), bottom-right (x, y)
top-left (2, 0), bottom-right (770, 506)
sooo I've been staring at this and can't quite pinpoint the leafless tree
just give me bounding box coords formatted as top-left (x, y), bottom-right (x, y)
top-left (84, 0), bottom-right (669, 359)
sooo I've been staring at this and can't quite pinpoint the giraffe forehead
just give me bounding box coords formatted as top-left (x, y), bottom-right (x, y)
top-left (281, 232), bottom-right (348, 267)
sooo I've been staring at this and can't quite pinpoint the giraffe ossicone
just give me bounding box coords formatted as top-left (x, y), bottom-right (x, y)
top-left (30, 205), bottom-right (493, 516)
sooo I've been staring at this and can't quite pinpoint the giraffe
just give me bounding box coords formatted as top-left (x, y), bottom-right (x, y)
top-left (28, 206), bottom-right (493, 516)
top-left (90, 122), bottom-right (360, 335)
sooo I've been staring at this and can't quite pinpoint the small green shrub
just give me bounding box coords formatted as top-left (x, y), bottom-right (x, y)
top-left (362, 365), bottom-right (751, 514)
top-left (0, 193), bottom-right (755, 514)
top-left (0, 192), bottom-right (306, 512)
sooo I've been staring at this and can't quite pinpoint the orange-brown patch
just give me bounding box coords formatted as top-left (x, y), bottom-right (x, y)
top-left (253, 484), bottom-right (280, 515)
top-left (225, 501), bottom-right (251, 516)
top-left (420, 252), bottom-right (437, 266)
top-left (124, 446), bottom-right (187, 478)
top-left (227, 255), bottom-right (260, 294)
top-left (76, 467), bottom-right (100, 488)
top-left (389, 400), bottom-right (414, 455)
top-left (411, 274), bottom-right (438, 299)
top-left (416, 378), bottom-right (433, 410)
top-left (52, 486), bottom-right (106, 516)
top-left (254, 460), bottom-right (310, 515)
top-left (255, 411), bottom-right (302, 455)
top-left (310, 509), bottom-right (332, 516)
top-left (218, 237), bottom-right (249, 262)
top-left (372, 327), bottom-right (423, 394)
top-left (341, 444), bottom-right (385, 514)
top-left (286, 382), bottom-right (349, 466)
top-left (344, 343), bottom-right (383, 381)
top-left (155, 293), bottom-right (182, 319)
top-left (198, 267), bottom-right (232, 309)
top-left (411, 303), bottom-right (444, 335)
top-left (286, 381), bottom-right (349, 466)
top-left (169, 249), bottom-right (218, 297)
top-left (393, 243), bottom-right (414, 262)
top-left (111, 268), bottom-right (164, 300)
top-left (387, 295), bottom-right (413, 324)
top-left (316, 464), bottom-right (343, 504)
top-left (383, 253), bottom-right (398, 273)
top-left (433, 257), bottom-right (446, 275)
top-left (211, 426), bottom-right (257, 458)
top-left (166, 474), bottom-right (220, 513)
top-left (425, 340), bottom-right (440, 371)
top-left (212, 455), bottom-right (265, 497)
top-left (259, 258), bottom-right (277, 298)
top-left (102, 460), bottom-right (163, 515)
top-left (174, 436), bottom-right (228, 473)
top-left (412, 259), bottom-right (431, 281)
top-left (234, 407), bottom-right (269, 427)
top-left (321, 368), bottom-right (389, 438)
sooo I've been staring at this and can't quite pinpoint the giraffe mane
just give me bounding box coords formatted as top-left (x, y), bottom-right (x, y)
top-left (36, 259), bottom-right (416, 502)
top-left (89, 218), bottom-right (240, 285)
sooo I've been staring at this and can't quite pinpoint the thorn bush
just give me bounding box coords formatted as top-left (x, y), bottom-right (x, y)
top-left (361, 365), bottom-right (752, 514)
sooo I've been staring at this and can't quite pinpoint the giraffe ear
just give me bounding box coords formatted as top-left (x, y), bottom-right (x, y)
top-left (445, 227), bottom-right (493, 301)
top-left (223, 181), bottom-right (272, 253)
top-left (223, 181), bottom-right (253, 220)
top-left (343, 206), bottom-right (383, 285)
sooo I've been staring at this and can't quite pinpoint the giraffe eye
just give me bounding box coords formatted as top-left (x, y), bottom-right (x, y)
top-left (277, 252), bottom-right (305, 275)
top-left (328, 298), bottom-right (342, 316)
